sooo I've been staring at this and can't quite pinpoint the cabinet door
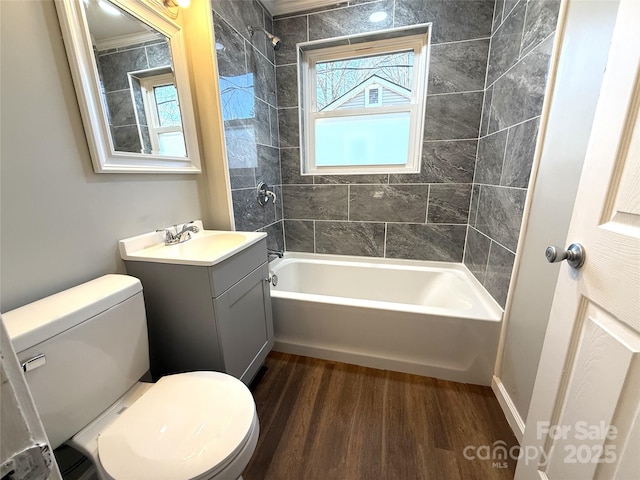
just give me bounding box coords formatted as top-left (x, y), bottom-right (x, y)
top-left (214, 262), bottom-right (274, 383)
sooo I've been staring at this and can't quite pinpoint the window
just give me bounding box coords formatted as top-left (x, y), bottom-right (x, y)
top-left (139, 73), bottom-right (186, 156)
top-left (299, 28), bottom-right (430, 175)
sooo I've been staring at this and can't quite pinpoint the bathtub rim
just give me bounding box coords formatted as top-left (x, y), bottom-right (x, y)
top-left (268, 252), bottom-right (503, 322)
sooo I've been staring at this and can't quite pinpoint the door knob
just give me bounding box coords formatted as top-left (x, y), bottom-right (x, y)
top-left (545, 243), bottom-right (585, 269)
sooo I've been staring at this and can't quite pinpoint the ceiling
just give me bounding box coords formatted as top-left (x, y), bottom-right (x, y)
top-left (261, 0), bottom-right (344, 16)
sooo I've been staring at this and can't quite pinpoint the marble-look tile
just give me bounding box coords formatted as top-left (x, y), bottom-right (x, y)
top-left (308, 1), bottom-right (393, 41)
top-left (211, 0), bottom-right (265, 57)
top-left (282, 185), bottom-right (348, 220)
top-left (274, 16), bottom-right (307, 65)
top-left (112, 125), bottom-right (142, 153)
top-left (261, 221), bottom-right (284, 252)
top-left (486, 0), bottom-right (526, 86)
top-left (232, 188), bottom-right (276, 231)
top-left (274, 185), bottom-right (283, 221)
top-left (105, 91), bottom-right (136, 126)
top-left (284, 219), bottom-right (314, 252)
top-left (229, 167), bottom-right (255, 189)
top-left (278, 108), bottom-right (300, 147)
top-left (428, 39), bottom-right (490, 94)
top-left (264, 11), bottom-right (276, 65)
top-left (522, 0), bottom-right (561, 56)
top-left (488, 35), bottom-right (553, 133)
top-left (130, 78), bottom-right (146, 125)
top-left (475, 185), bottom-right (526, 252)
top-left (469, 184), bottom-right (481, 227)
top-left (249, 99), bottom-right (270, 146)
top-left (146, 42), bottom-right (172, 68)
top-left (248, 48), bottom-right (276, 106)
top-left (492, 0), bottom-right (505, 33)
top-left (269, 106), bottom-right (279, 147)
top-left (503, 0), bottom-right (521, 19)
top-left (475, 129), bottom-right (508, 185)
top-left (424, 92), bottom-right (483, 141)
top-left (281, 148), bottom-right (312, 184)
top-left (256, 144), bottom-right (281, 187)
top-left (99, 48), bottom-right (147, 92)
top-left (484, 240), bottom-right (515, 308)
top-left (314, 174), bottom-right (387, 184)
top-left (315, 221), bottom-right (385, 257)
top-left (427, 184), bottom-right (472, 224)
top-left (140, 126), bottom-right (152, 154)
top-left (390, 140), bottom-right (476, 184)
top-left (394, 0), bottom-right (494, 44)
top-left (386, 223), bottom-right (466, 262)
top-left (501, 117), bottom-right (539, 188)
top-left (213, 13), bottom-right (247, 77)
top-left (276, 64), bottom-right (298, 108)
top-left (224, 120), bottom-right (258, 169)
top-left (464, 226), bottom-right (491, 283)
top-left (480, 85), bottom-right (493, 137)
top-left (349, 185), bottom-right (429, 222)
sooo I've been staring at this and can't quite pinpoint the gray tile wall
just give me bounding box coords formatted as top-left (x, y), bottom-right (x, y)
top-left (212, 0), bottom-right (284, 251)
top-left (214, 0), bottom-right (560, 309)
top-left (275, 0), bottom-right (494, 263)
top-left (466, 0), bottom-right (560, 306)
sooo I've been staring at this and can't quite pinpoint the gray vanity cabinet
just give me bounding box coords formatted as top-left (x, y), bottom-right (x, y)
top-left (124, 239), bottom-right (274, 385)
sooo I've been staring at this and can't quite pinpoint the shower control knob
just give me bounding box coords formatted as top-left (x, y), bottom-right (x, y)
top-left (545, 243), bottom-right (585, 269)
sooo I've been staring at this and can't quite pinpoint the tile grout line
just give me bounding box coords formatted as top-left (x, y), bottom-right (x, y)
top-left (469, 224), bottom-right (517, 256)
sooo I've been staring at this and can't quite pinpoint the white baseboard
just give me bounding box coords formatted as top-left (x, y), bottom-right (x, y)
top-left (491, 375), bottom-right (525, 443)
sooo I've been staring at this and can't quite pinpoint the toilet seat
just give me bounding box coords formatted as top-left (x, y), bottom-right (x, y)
top-left (97, 371), bottom-right (256, 480)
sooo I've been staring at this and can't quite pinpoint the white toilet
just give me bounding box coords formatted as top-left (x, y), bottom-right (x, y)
top-left (3, 274), bottom-right (259, 480)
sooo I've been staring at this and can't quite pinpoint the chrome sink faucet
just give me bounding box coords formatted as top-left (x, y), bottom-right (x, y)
top-left (157, 221), bottom-right (200, 245)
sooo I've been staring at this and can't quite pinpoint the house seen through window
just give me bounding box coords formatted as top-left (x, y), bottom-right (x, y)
top-left (299, 27), bottom-right (430, 175)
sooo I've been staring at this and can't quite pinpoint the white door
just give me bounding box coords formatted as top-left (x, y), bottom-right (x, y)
top-left (0, 318), bottom-right (62, 480)
top-left (515, 0), bottom-right (640, 478)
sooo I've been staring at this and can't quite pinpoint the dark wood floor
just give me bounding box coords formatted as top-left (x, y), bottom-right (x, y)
top-left (244, 352), bottom-right (518, 480)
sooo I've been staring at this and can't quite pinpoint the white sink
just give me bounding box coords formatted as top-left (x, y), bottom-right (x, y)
top-left (119, 221), bottom-right (267, 266)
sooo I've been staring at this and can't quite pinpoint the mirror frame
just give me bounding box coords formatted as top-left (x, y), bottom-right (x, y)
top-left (55, 0), bottom-right (202, 173)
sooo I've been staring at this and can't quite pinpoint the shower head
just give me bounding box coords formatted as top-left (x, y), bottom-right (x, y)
top-left (248, 26), bottom-right (282, 51)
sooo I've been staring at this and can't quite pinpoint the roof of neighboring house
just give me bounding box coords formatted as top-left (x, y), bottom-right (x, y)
top-left (321, 75), bottom-right (411, 111)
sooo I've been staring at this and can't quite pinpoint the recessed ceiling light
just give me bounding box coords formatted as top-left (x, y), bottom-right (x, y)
top-left (369, 11), bottom-right (388, 23)
top-left (215, 42), bottom-right (225, 51)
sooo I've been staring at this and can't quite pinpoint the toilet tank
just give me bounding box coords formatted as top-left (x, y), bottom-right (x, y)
top-left (3, 274), bottom-right (150, 449)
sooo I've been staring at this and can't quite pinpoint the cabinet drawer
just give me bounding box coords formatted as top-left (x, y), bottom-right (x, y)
top-left (208, 239), bottom-right (267, 297)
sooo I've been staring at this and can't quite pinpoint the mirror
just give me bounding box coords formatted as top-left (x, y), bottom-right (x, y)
top-left (55, 0), bottom-right (201, 173)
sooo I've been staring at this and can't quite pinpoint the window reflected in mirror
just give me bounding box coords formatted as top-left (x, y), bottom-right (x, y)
top-left (85, 0), bottom-right (187, 157)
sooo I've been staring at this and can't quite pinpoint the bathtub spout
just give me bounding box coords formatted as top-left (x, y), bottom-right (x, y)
top-left (267, 248), bottom-right (284, 261)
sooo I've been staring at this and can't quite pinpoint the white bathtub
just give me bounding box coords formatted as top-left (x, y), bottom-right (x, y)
top-left (269, 253), bottom-right (503, 386)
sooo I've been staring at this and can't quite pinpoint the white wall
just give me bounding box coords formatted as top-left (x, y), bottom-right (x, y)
top-left (494, 0), bottom-right (620, 438)
top-left (0, 0), bottom-right (210, 311)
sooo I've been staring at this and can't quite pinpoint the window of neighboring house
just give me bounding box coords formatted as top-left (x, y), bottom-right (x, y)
top-left (140, 73), bottom-right (186, 156)
top-left (299, 28), bottom-right (430, 175)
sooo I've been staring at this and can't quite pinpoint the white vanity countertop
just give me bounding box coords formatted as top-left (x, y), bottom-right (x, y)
top-left (119, 221), bottom-right (267, 266)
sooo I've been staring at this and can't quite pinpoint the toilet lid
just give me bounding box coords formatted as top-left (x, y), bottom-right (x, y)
top-left (97, 371), bottom-right (256, 480)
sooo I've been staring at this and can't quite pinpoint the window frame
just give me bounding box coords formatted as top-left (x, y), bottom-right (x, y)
top-left (139, 73), bottom-right (185, 156)
top-left (299, 30), bottom-right (431, 176)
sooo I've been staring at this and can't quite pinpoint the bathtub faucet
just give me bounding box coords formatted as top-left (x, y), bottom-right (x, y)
top-left (267, 248), bottom-right (284, 260)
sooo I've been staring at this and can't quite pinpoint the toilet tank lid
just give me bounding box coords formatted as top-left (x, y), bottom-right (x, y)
top-left (2, 274), bottom-right (142, 354)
